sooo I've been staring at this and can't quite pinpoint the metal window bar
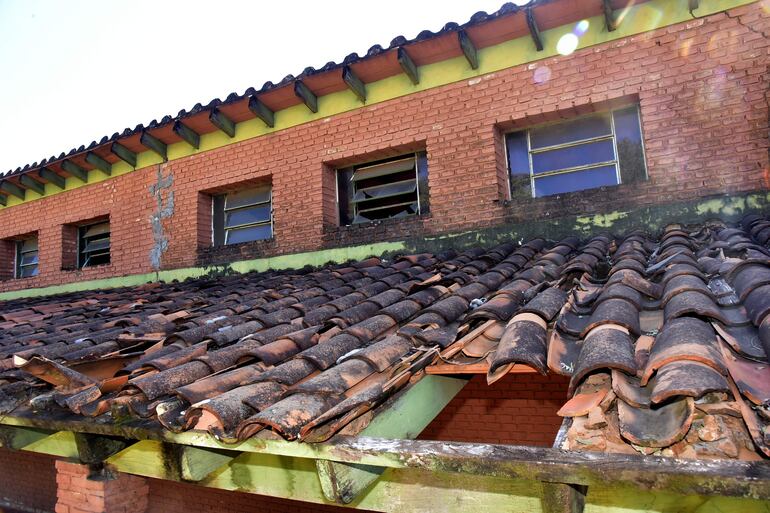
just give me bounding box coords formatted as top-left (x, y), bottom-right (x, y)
top-left (525, 110), bottom-right (624, 198)
top-left (350, 154), bottom-right (419, 223)
top-left (223, 189), bottom-right (272, 244)
top-left (15, 239), bottom-right (38, 278)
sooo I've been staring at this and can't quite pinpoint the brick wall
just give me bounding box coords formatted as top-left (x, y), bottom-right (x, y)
top-left (0, 448), bottom-right (57, 512)
top-left (0, 3), bottom-right (768, 293)
top-left (419, 373), bottom-right (569, 446)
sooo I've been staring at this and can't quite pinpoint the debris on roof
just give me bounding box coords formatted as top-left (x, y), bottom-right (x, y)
top-left (0, 216), bottom-right (769, 460)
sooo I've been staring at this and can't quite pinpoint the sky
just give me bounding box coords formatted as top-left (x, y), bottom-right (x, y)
top-left (0, 0), bottom-right (513, 173)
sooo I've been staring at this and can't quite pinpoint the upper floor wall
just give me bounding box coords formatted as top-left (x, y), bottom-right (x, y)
top-left (0, 0), bottom-right (767, 294)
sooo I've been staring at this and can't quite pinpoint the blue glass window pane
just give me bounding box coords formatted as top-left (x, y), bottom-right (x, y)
top-left (20, 265), bottom-right (38, 278)
top-left (225, 205), bottom-right (271, 228)
top-left (532, 139), bottom-right (615, 175)
top-left (226, 223), bottom-right (272, 244)
top-left (505, 131), bottom-right (531, 197)
top-left (534, 165), bottom-right (618, 197)
top-left (530, 113), bottom-right (612, 149)
top-left (20, 253), bottom-right (38, 266)
top-left (613, 106), bottom-right (647, 183)
top-left (226, 187), bottom-right (271, 209)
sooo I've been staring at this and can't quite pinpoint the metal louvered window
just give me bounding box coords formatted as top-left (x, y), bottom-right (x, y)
top-left (213, 186), bottom-right (273, 246)
top-left (506, 105), bottom-right (647, 198)
top-left (15, 236), bottom-right (39, 278)
top-left (337, 152), bottom-right (429, 225)
top-left (78, 221), bottom-right (110, 268)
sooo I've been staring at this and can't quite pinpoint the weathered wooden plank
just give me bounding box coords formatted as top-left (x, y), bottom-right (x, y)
top-left (106, 439), bottom-right (180, 480)
top-left (294, 80), bottom-right (318, 113)
top-left (140, 130), bottom-right (168, 161)
top-left (22, 430), bottom-right (79, 459)
top-left (0, 425), bottom-right (51, 449)
top-left (342, 66), bottom-right (366, 102)
top-left (0, 180), bottom-right (25, 199)
top-left (526, 7), bottom-right (544, 51)
top-left (179, 445), bottom-right (236, 482)
top-left (248, 96), bottom-right (275, 128)
top-left (19, 174), bottom-right (45, 195)
top-left (209, 108), bottom-right (236, 138)
top-left (110, 141), bottom-right (137, 167)
top-left (603, 0), bottom-right (617, 31)
top-left (85, 152), bottom-right (112, 175)
top-left (39, 167), bottom-right (66, 189)
top-left (60, 159), bottom-right (88, 182)
top-left (75, 432), bottom-right (128, 464)
top-left (173, 121), bottom-right (201, 149)
top-left (541, 482), bottom-right (587, 513)
top-left (458, 29), bottom-right (478, 69)
top-left (397, 47), bottom-right (419, 85)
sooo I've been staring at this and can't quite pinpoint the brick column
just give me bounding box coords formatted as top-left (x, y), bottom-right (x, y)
top-left (55, 460), bottom-right (149, 513)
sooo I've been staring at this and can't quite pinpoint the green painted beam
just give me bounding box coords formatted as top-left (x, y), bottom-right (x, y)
top-left (173, 121), bottom-right (201, 149)
top-left (0, 425), bottom-right (52, 449)
top-left (397, 47), bottom-right (419, 85)
top-left (140, 130), bottom-right (168, 161)
top-left (85, 152), bottom-right (112, 175)
top-left (248, 96), bottom-right (275, 128)
top-left (60, 159), bottom-right (88, 182)
top-left (294, 80), bottom-right (318, 113)
top-left (107, 440), bottom-right (180, 480)
top-left (458, 29), bottom-right (478, 70)
top-left (342, 66), bottom-right (366, 103)
top-left (22, 430), bottom-right (79, 459)
top-left (180, 445), bottom-right (237, 481)
top-left (39, 167), bottom-right (66, 189)
top-left (111, 141), bottom-right (138, 167)
top-left (209, 108), bottom-right (236, 138)
top-left (0, 180), bottom-right (25, 199)
top-left (19, 174), bottom-right (45, 195)
top-left (526, 7), bottom-right (544, 51)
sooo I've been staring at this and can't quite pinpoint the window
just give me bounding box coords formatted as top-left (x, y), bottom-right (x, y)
top-left (213, 185), bottom-right (272, 246)
top-left (78, 221), bottom-right (110, 268)
top-left (506, 105), bottom-right (647, 198)
top-left (15, 236), bottom-right (39, 278)
top-left (337, 152), bottom-right (429, 225)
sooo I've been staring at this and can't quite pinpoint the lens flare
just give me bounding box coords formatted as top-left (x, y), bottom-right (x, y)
top-left (533, 65), bottom-right (551, 84)
top-left (556, 33), bottom-right (579, 56)
top-left (574, 20), bottom-right (589, 36)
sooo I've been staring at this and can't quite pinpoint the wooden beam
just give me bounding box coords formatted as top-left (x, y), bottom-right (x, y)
top-left (0, 194), bottom-right (6, 206)
top-left (39, 167), bottom-right (66, 189)
top-left (0, 425), bottom-right (51, 449)
top-left (689, 0), bottom-right (700, 11)
top-left (173, 121), bottom-right (201, 149)
top-left (140, 130), bottom-right (168, 161)
top-left (0, 180), bottom-right (25, 200)
top-left (19, 174), bottom-right (45, 195)
top-left (179, 445), bottom-right (236, 481)
top-left (209, 108), bottom-right (236, 138)
top-left (61, 159), bottom-right (88, 182)
top-left (542, 482), bottom-right (588, 513)
top-left (602, 0), bottom-right (617, 31)
top-left (526, 7), bottom-right (544, 51)
top-left (457, 29), bottom-right (479, 70)
top-left (110, 141), bottom-right (137, 167)
top-left (22, 431), bottom-right (79, 459)
top-left (294, 80), bottom-right (318, 113)
top-left (342, 66), bottom-right (366, 103)
top-left (74, 432), bottom-right (128, 464)
top-left (85, 152), bottom-right (112, 175)
top-left (397, 47), bottom-right (419, 85)
top-left (248, 96), bottom-right (275, 128)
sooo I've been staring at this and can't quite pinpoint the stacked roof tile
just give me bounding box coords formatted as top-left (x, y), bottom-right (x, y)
top-left (0, 217), bottom-right (769, 460)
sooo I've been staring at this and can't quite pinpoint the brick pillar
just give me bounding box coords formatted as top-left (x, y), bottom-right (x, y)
top-left (55, 460), bottom-right (149, 513)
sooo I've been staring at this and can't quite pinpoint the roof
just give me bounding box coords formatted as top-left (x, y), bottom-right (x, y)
top-left (0, 215), bottom-right (769, 460)
top-left (0, 0), bottom-right (644, 193)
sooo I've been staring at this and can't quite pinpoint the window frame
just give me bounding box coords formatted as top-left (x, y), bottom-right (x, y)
top-left (506, 105), bottom-right (647, 199)
top-left (14, 236), bottom-right (39, 279)
top-left (336, 151), bottom-right (429, 226)
top-left (212, 185), bottom-right (273, 247)
top-left (77, 220), bottom-right (111, 269)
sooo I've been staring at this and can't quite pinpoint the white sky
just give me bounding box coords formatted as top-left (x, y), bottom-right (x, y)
top-left (0, 0), bottom-right (510, 173)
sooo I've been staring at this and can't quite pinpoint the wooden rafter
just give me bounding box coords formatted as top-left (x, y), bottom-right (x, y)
top-left (602, 0), bottom-right (617, 31)
top-left (457, 29), bottom-right (479, 69)
top-left (85, 152), bottom-right (112, 175)
top-left (209, 108), bottom-right (236, 138)
top-left (60, 160), bottom-right (88, 182)
top-left (397, 47), bottom-right (419, 85)
top-left (140, 130), bottom-right (168, 161)
top-left (294, 80), bottom-right (318, 113)
top-left (111, 141), bottom-right (137, 167)
top-left (39, 168), bottom-right (66, 189)
top-left (526, 7), bottom-right (544, 51)
top-left (342, 66), bottom-right (366, 102)
top-left (0, 180), bottom-right (25, 200)
top-left (173, 121), bottom-right (201, 149)
top-left (248, 96), bottom-right (275, 128)
top-left (19, 174), bottom-right (45, 195)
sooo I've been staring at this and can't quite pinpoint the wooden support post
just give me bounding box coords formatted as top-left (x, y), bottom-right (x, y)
top-left (342, 66), bottom-right (366, 102)
top-left (0, 180), bottom-right (25, 200)
top-left (397, 47), bottom-right (419, 85)
top-left (39, 167), bottom-right (66, 189)
top-left (19, 174), bottom-right (46, 195)
top-left (526, 7), bottom-right (544, 51)
top-left (140, 130), bottom-right (168, 161)
top-left (458, 29), bottom-right (479, 69)
top-left (110, 141), bottom-right (137, 167)
top-left (294, 80), bottom-right (318, 113)
top-left (248, 96), bottom-right (275, 128)
top-left (542, 482), bottom-right (588, 513)
top-left (209, 108), bottom-right (236, 138)
top-left (61, 159), bottom-right (88, 182)
top-left (85, 152), bottom-right (112, 175)
top-left (74, 432), bottom-right (129, 464)
top-left (602, 0), bottom-right (617, 32)
top-left (173, 121), bottom-right (201, 149)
